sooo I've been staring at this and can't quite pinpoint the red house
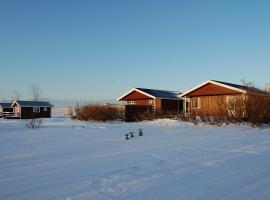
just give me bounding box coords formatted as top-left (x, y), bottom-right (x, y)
top-left (11, 100), bottom-right (53, 119)
top-left (117, 88), bottom-right (183, 121)
top-left (180, 80), bottom-right (268, 117)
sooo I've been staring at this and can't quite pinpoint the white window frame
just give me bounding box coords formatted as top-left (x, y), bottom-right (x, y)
top-left (191, 98), bottom-right (200, 109)
top-left (128, 101), bottom-right (136, 105)
top-left (44, 107), bottom-right (47, 111)
top-left (33, 107), bottom-right (40, 113)
top-left (183, 98), bottom-right (191, 115)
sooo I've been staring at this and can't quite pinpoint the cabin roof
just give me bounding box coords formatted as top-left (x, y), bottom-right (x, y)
top-left (117, 88), bottom-right (181, 101)
top-left (0, 103), bottom-right (12, 108)
top-left (212, 80), bottom-right (249, 91)
top-left (180, 80), bottom-right (247, 97)
top-left (181, 80), bottom-right (269, 97)
top-left (136, 88), bottom-right (180, 99)
top-left (12, 101), bottom-right (53, 107)
top-left (213, 80), bottom-right (269, 95)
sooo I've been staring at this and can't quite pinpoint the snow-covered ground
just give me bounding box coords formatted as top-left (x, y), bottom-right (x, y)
top-left (1, 116), bottom-right (270, 200)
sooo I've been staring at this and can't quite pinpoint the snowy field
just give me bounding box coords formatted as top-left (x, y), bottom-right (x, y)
top-left (1, 115), bottom-right (270, 200)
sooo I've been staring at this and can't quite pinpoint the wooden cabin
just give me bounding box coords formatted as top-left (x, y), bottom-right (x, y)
top-left (11, 100), bottom-right (53, 119)
top-left (180, 80), bottom-right (267, 117)
top-left (0, 103), bottom-right (13, 118)
top-left (117, 88), bottom-right (183, 121)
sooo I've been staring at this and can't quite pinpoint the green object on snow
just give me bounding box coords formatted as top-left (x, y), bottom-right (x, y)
top-left (138, 129), bottom-right (143, 136)
top-left (129, 132), bottom-right (134, 138)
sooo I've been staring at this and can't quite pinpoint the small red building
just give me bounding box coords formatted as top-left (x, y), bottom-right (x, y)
top-left (117, 88), bottom-right (183, 121)
top-left (11, 100), bottom-right (53, 119)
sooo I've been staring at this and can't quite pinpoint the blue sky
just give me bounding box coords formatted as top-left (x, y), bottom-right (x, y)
top-left (1, 0), bottom-right (270, 102)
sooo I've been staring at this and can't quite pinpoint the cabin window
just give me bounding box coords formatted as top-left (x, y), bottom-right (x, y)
top-left (128, 101), bottom-right (136, 105)
top-left (149, 100), bottom-right (154, 106)
top-left (33, 107), bottom-right (40, 113)
top-left (191, 98), bottom-right (200, 109)
top-left (44, 107), bottom-right (47, 111)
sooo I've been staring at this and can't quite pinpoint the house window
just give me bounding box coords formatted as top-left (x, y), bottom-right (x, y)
top-left (44, 107), bottom-right (47, 111)
top-left (149, 100), bottom-right (154, 106)
top-left (191, 98), bottom-right (200, 109)
top-left (33, 107), bottom-right (40, 113)
top-left (128, 101), bottom-right (136, 105)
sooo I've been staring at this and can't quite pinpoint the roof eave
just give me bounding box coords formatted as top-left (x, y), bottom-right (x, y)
top-left (11, 100), bottom-right (53, 107)
top-left (117, 88), bottom-right (156, 101)
top-left (180, 80), bottom-right (246, 97)
top-left (11, 101), bottom-right (19, 107)
top-left (16, 106), bottom-right (53, 108)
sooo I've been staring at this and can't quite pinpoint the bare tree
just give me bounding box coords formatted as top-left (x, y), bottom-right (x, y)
top-left (30, 84), bottom-right (41, 101)
top-left (13, 90), bottom-right (21, 101)
top-left (26, 84), bottom-right (42, 128)
top-left (240, 80), bottom-right (270, 126)
top-left (241, 79), bottom-right (255, 88)
top-left (265, 83), bottom-right (270, 93)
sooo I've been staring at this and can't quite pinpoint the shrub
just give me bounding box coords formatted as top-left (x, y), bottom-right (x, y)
top-left (26, 119), bottom-right (42, 128)
top-left (73, 104), bottom-right (124, 122)
top-left (244, 94), bottom-right (270, 127)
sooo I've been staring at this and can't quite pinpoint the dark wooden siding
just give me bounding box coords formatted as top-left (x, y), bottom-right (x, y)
top-left (125, 105), bottom-right (153, 122)
top-left (21, 107), bottom-right (51, 119)
top-left (161, 99), bottom-right (183, 113)
top-left (186, 83), bottom-right (241, 97)
top-left (124, 99), bottom-right (183, 121)
top-left (3, 108), bottom-right (13, 112)
top-left (121, 91), bottom-right (183, 121)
